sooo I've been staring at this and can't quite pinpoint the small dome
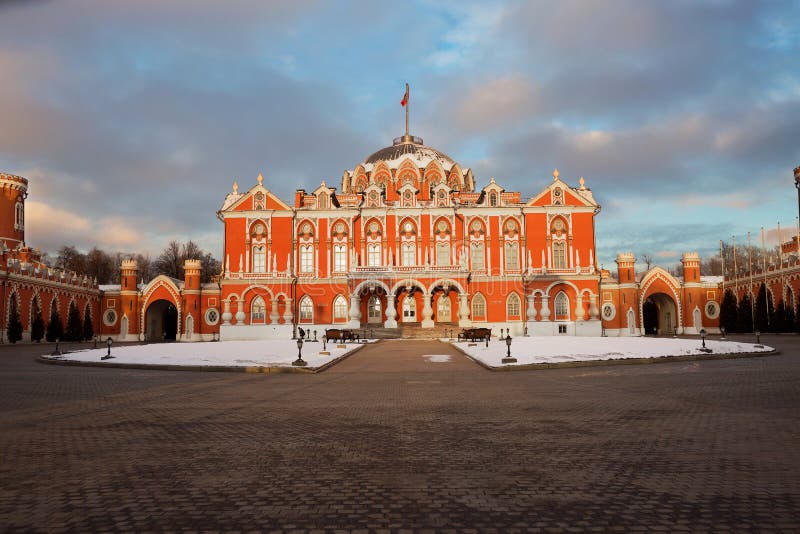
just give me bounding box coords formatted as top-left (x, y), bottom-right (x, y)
top-left (362, 135), bottom-right (456, 170)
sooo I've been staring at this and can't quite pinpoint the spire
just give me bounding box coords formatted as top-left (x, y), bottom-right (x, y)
top-left (553, 168), bottom-right (559, 181)
top-left (401, 83), bottom-right (411, 143)
top-left (257, 173), bottom-right (263, 185)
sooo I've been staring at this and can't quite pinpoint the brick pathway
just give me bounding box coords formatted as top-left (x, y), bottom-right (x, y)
top-left (0, 336), bottom-right (798, 531)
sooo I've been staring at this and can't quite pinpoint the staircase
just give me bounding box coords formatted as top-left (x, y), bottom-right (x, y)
top-left (397, 323), bottom-right (458, 340)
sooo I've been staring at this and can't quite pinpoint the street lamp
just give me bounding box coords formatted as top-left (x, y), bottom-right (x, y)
top-left (51, 338), bottom-right (61, 356)
top-left (322, 335), bottom-right (327, 351)
top-left (502, 334), bottom-right (517, 364)
top-left (292, 337), bottom-right (307, 366)
top-left (93, 336), bottom-right (98, 349)
top-left (699, 329), bottom-right (711, 353)
top-left (720, 326), bottom-right (726, 340)
top-left (102, 337), bottom-right (114, 360)
top-left (755, 330), bottom-right (761, 346)
top-left (485, 334), bottom-right (489, 348)
top-left (313, 330), bottom-right (317, 342)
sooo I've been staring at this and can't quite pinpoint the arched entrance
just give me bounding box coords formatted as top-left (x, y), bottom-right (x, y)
top-left (367, 294), bottom-right (383, 324)
top-left (145, 300), bottom-right (178, 341)
top-left (643, 293), bottom-right (677, 336)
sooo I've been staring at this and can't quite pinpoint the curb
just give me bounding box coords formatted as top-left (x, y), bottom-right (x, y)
top-left (448, 342), bottom-right (779, 372)
top-left (35, 342), bottom-right (371, 374)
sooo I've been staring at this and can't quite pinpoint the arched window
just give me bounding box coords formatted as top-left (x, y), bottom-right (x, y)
top-left (300, 245), bottom-right (314, 273)
top-left (554, 292), bottom-right (569, 320)
top-left (489, 192), bottom-right (498, 207)
top-left (471, 241), bottom-right (485, 271)
top-left (402, 294), bottom-right (416, 322)
top-left (367, 295), bottom-right (382, 323)
top-left (504, 242), bottom-right (519, 270)
top-left (402, 242), bottom-right (416, 266)
top-left (367, 243), bottom-right (382, 267)
top-left (437, 295), bottom-right (451, 322)
top-left (553, 241), bottom-right (567, 269)
top-left (435, 242), bottom-right (450, 266)
top-left (318, 194), bottom-right (328, 209)
top-left (333, 295), bottom-right (348, 321)
top-left (506, 293), bottom-right (521, 318)
top-left (251, 296), bottom-right (266, 323)
top-left (471, 293), bottom-right (486, 319)
top-left (299, 296), bottom-right (313, 322)
top-left (14, 201), bottom-right (24, 230)
top-left (333, 244), bottom-right (347, 272)
top-left (252, 246), bottom-right (266, 273)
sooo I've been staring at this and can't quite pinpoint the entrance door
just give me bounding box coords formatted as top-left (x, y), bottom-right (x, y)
top-left (402, 295), bottom-right (416, 323)
top-left (367, 295), bottom-right (382, 324)
top-left (437, 295), bottom-right (451, 322)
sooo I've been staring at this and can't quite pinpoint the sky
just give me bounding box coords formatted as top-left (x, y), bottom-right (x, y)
top-left (1, 0), bottom-right (799, 269)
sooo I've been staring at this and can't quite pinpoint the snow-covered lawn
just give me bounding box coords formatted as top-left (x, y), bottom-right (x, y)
top-left (452, 336), bottom-right (773, 368)
top-left (43, 339), bottom-right (374, 369)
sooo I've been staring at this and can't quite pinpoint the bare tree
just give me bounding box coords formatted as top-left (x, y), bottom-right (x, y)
top-left (640, 253), bottom-right (653, 271)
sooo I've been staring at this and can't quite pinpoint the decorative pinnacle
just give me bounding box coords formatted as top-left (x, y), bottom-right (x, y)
top-left (553, 168), bottom-right (559, 181)
top-left (579, 176), bottom-right (585, 189)
top-left (257, 173), bottom-right (263, 185)
top-left (232, 181), bottom-right (238, 194)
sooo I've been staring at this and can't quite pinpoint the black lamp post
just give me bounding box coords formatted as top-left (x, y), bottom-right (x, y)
top-left (313, 330), bottom-right (317, 342)
top-left (485, 334), bottom-right (489, 348)
top-left (102, 337), bottom-right (114, 360)
top-left (51, 338), bottom-right (61, 356)
top-left (93, 336), bottom-right (98, 349)
top-left (322, 335), bottom-right (327, 351)
top-left (755, 330), bottom-right (761, 345)
top-left (699, 329), bottom-right (711, 353)
top-left (292, 337), bottom-right (307, 366)
top-left (502, 334), bottom-right (517, 364)
top-left (720, 326), bottom-right (726, 340)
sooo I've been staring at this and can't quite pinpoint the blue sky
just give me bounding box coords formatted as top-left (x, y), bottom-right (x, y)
top-left (1, 0), bottom-right (798, 269)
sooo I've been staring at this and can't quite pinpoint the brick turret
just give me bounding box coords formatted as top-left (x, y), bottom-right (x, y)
top-left (615, 252), bottom-right (636, 283)
top-left (0, 173), bottom-right (28, 249)
top-left (681, 252), bottom-right (701, 283)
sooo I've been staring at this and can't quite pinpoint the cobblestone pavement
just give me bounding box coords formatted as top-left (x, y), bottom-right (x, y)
top-left (0, 336), bottom-right (798, 532)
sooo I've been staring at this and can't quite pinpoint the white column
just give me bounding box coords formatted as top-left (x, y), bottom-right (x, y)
top-left (421, 293), bottom-right (434, 328)
top-left (282, 298), bottom-right (294, 324)
top-left (574, 295), bottom-right (584, 321)
top-left (458, 293), bottom-right (472, 327)
top-left (384, 294), bottom-right (398, 328)
top-left (348, 294), bottom-right (361, 328)
top-left (526, 294), bottom-right (536, 321)
top-left (540, 295), bottom-right (551, 321)
top-left (222, 299), bottom-right (232, 325)
top-left (234, 299), bottom-right (245, 324)
top-left (589, 294), bottom-right (599, 320)
top-left (269, 297), bottom-right (280, 324)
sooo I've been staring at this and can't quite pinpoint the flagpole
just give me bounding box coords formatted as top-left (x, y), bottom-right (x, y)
top-left (748, 231), bottom-right (754, 330)
top-left (778, 222), bottom-right (784, 301)
top-left (720, 239), bottom-right (725, 296)
top-left (732, 235), bottom-right (737, 294)
top-left (405, 83), bottom-right (410, 139)
top-left (762, 226), bottom-right (769, 328)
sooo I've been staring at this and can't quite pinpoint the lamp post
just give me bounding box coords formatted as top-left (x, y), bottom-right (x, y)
top-left (102, 337), bottom-right (114, 360)
top-left (699, 328), bottom-right (711, 353)
top-left (793, 166), bottom-right (800, 225)
top-left (292, 337), bottom-right (307, 366)
top-left (51, 338), bottom-right (61, 356)
top-left (720, 326), bottom-right (726, 340)
top-left (502, 334), bottom-right (517, 364)
top-left (93, 336), bottom-right (98, 349)
top-left (313, 330), bottom-right (317, 342)
top-left (322, 335), bottom-right (327, 351)
top-left (485, 334), bottom-right (489, 348)
top-left (755, 329), bottom-right (762, 347)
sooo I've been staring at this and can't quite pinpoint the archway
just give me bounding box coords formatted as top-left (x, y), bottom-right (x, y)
top-left (643, 293), bottom-right (677, 335)
top-left (367, 294), bottom-right (382, 324)
top-left (145, 299), bottom-right (178, 341)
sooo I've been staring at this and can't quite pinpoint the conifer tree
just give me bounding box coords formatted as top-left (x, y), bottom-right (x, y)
top-left (82, 306), bottom-right (94, 341)
top-left (31, 311), bottom-right (45, 342)
top-left (6, 300), bottom-right (23, 344)
top-left (736, 293), bottom-right (753, 333)
top-left (772, 299), bottom-right (786, 333)
top-left (46, 307), bottom-right (64, 342)
top-left (720, 289), bottom-right (738, 333)
top-left (754, 285), bottom-right (772, 333)
top-left (65, 303), bottom-right (82, 342)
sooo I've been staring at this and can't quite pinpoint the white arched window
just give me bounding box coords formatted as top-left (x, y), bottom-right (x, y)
top-left (367, 243), bottom-right (381, 267)
top-left (553, 242), bottom-right (567, 269)
top-left (489, 192), bottom-right (498, 206)
top-left (471, 293), bottom-right (486, 319)
top-left (436, 242), bottom-right (450, 266)
top-left (251, 296), bottom-right (266, 323)
top-left (437, 295), bottom-right (451, 321)
top-left (367, 295), bottom-right (382, 323)
top-left (299, 296), bottom-right (313, 322)
top-left (402, 242), bottom-right (416, 266)
top-left (504, 242), bottom-right (519, 270)
top-left (506, 293), bottom-right (521, 318)
top-left (14, 201), bottom-right (24, 230)
top-left (402, 294), bottom-right (416, 322)
top-left (333, 295), bottom-right (348, 321)
top-left (471, 241), bottom-right (485, 271)
top-left (318, 194), bottom-right (328, 209)
top-left (554, 292), bottom-right (569, 320)
top-left (300, 245), bottom-right (314, 273)
top-left (253, 246), bottom-right (266, 273)
top-left (333, 244), bottom-right (347, 272)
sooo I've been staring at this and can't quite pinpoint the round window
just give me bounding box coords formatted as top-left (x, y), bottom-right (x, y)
top-left (335, 222), bottom-right (345, 233)
top-left (437, 220), bottom-right (447, 232)
top-left (705, 301), bottom-right (720, 319)
top-left (369, 222), bottom-right (379, 233)
top-left (471, 220), bottom-right (482, 232)
top-left (255, 223), bottom-right (264, 234)
top-left (205, 308), bottom-right (220, 326)
top-left (404, 222), bottom-right (413, 232)
top-left (103, 309), bottom-right (117, 326)
top-left (507, 220), bottom-right (517, 230)
top-left (301, 223), bottom-right (311, 234)
top-left (602, 303), bottom-right (616, 320)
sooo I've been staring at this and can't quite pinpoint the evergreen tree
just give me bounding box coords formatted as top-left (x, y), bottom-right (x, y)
top-left (720, 289), bottom-right (738, 333)
top-left (46, 307), bottom-right (64, 342)
top-left (6, 300), bottom-right (23, 344)
top-left (737, 293), bottom-right (753, 333)
top-left (31, 311), bottom-right (45, 342)
top-left (82, 306), bottom-right (94, 341)
top-left (754, 285), bottom-right (768, 333)
top-left (783, 300), bottom-right (795, 332)
top-left (772, 299), bottom-right (786, 333)
top-left (65, 303), bottom-right (82, 342)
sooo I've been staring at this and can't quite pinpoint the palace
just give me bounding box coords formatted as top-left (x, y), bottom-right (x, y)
top-left (3, 133), bottom-right (740, 343)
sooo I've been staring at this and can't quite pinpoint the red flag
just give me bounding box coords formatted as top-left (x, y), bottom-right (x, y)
top-left (401, 85), bottom-right (409, 107)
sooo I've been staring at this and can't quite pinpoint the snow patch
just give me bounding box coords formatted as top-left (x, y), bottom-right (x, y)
top-left (423, 354), bottom-right (451, 363)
